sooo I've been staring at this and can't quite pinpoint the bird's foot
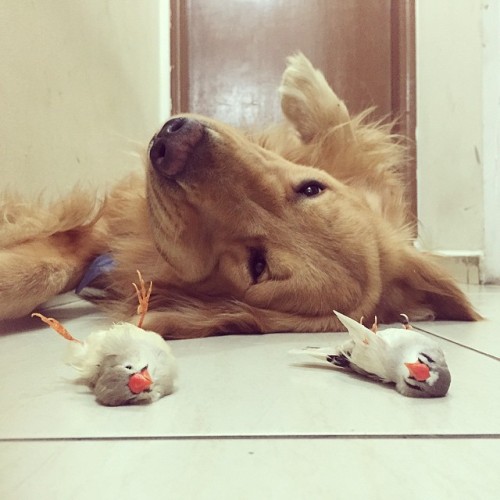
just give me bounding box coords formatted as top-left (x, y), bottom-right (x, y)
top-left (132, 270), bottom-right (153, 328)
top-left (360, 315), bottom-right (378, 333)
top-left (399, 313), bottom-right (412, 330)
top-left (31, 312), bottom-right (82, 343)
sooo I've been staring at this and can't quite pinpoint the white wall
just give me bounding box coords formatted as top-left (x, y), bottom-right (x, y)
top-left (0, 0), bottom-right (170, 198)
top-left (1, 1), bottom-right (497, 282)
top-left (416, 0), bottom-right (500, 283)
top-left (482, 0), bottom-right (500, 282)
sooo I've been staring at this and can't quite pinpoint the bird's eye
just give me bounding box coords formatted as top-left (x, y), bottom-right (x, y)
top-left (248, 248), bottom-right (267, 283)
top-left (296, 181), bottom-right (326, 197)
top-left (418, 353), bottom-right (434, 364)
top-left (125, 365), bottom-right (133, 370)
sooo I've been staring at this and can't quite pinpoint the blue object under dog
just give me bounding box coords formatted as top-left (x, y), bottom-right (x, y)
top-left (76, 253), bottom-right (115, 294)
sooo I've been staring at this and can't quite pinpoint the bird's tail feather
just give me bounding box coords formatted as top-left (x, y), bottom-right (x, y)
top-left (288, 347), bottom-right (333, 361)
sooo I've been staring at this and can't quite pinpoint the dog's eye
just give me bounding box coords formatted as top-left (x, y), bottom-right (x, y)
top-left (297, 181), bottom-right (325, 197)
top-left (248, 248), bottom-right (267, 282)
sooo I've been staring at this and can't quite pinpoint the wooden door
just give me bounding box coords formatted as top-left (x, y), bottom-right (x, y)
top-left (170, 0), bottom-right (416, 215)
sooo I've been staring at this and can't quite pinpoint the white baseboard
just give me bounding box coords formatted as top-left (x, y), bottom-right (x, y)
top-left (430, 251), bottom-right (483, 285)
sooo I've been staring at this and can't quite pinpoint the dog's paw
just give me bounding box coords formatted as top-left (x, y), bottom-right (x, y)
top-left (279, 53), bottom-right (352, 143)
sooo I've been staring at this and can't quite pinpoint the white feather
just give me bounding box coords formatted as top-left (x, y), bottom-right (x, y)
top-left (333, 311), bottom-right (391, 381)
top-left (288, 346), bottom-right (335, 360)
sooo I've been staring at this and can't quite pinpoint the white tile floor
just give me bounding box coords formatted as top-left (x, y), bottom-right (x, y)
top-left (0, 286), bottom-right (499, 499)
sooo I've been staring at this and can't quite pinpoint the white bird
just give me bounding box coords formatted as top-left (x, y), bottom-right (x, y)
top-left (291, 310), bottom-right (451, 398)
top-left (32, 271), bottom-right (177, 406)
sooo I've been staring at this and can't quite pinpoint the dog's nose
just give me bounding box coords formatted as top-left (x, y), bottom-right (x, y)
top-left (149, 117), bottom-right (204, 177)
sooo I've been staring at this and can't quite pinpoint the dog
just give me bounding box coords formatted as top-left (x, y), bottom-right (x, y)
top-left (0, 54), bottom-right (480, 338)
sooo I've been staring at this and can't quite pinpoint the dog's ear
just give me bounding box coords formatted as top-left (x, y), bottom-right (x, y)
top-left (279, 52), bottom-right (354, 143)
top-left (378, 249), bottom-right (482, 323)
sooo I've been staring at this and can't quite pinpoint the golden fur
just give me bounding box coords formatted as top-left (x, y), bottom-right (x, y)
top-left (0, 54), bottom-right (480, 337)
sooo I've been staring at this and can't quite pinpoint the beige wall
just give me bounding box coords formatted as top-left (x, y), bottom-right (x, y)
top-left (0, 0), bottom-right (170, 198)
top-left (481, 0), bottom-right (500, 282)
top-left (1, 1), bottom-right (498, 281)
top-left (416, 0), bottom-right (484, 252)
top-left (416, 0), bottom-right (500, 282)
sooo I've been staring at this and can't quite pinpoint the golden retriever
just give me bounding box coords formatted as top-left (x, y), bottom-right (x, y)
top-left (0, 54), bottom-right (480, 337)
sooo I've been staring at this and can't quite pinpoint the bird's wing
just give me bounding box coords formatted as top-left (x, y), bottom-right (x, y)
top-left (333, 311), bottom-right (391, 381)
top-left (63, 340), bottom-right (92, 372)
top-left (63, 328), bottom-right (114, 378)
top-left (333, 311), bottom-right (378, 342)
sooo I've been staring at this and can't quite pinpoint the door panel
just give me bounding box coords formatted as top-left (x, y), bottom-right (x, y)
top-left (171, 0), bottom-right (416, 215)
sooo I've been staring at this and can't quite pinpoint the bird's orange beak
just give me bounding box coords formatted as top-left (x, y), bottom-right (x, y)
top-left (405, 362), bottom-right (430, 381)
top-left (128, 368), bottom-right (153, 394)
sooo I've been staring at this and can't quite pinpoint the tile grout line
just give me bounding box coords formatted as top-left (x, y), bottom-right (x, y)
top-left (412, 325), bottom-right (500, 362)
top-left (1, 434), bottom-right (499, 443)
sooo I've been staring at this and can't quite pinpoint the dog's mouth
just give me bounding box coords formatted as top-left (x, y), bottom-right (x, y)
top-left (148, 117), bottom-right (208, 180)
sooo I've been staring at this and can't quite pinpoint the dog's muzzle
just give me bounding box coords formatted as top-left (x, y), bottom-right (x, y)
top-left (149, 117), bottom-right (204, 178)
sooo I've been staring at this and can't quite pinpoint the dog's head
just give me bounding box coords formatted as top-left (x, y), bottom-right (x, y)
top-left (147, 114), bottom-right (380, 313)
top-left (140, 113), bottom-right (479, 337)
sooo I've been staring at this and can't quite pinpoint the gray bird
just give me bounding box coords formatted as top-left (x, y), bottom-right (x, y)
top-left (291, 310), bottom-right (451, 398)
top-left (32, 271), bottom-right (177, 406)
top-left (32, 315), bottom-right (177, 406)
top-left (67, 323), bottom-right (177, 406)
